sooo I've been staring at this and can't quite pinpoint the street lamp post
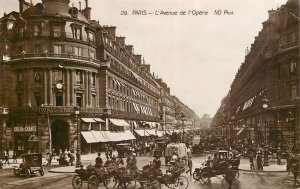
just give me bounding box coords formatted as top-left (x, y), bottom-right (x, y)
top-left (74, 107), bottom-right (81, 167)
top-left (180, 113), bottom-right (186, 143)
top-left (262, 96), bottom-right (269, 166)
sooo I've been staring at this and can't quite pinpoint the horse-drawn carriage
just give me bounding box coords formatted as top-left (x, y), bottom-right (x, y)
top-left (13, 153), bottom-right (44, 178)
top-left (193, 150), bottom-right (240, 183)
top-left (72, 164), bottom-right (118, 189)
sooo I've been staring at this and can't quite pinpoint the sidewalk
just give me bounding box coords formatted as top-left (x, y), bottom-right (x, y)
top-left (238, 158), bottom-right (287, 172)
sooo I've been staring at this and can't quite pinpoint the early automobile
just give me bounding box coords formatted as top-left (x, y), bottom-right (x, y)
top-left (193, 150), bottom-right (240, 183)
top-left (14, 153), bottom-right (44, 178)
top-left (116, 143), bottom-right (132, 157)
top-left (164, 142), bottom-right (187, 165)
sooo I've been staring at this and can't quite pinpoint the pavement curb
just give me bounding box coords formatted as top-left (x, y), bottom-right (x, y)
top-left (239, 168), bottom-right (287, 173)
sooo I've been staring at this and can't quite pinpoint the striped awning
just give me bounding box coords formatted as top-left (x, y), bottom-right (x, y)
top-left (81, 131), bottom-right (97, 143)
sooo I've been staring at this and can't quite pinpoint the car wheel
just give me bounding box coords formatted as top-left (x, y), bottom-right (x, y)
top-left (200, 171), bottom-right (210, 183)
top-left (24, 169), bottom-right (31, 178)
top-left (40, 168), bottom-right (44, 176)
top-left (192, 170), bottom-right (200, 181)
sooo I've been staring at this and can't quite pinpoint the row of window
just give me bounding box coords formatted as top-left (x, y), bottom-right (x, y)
top-left (108, 56), bottom-right (159, 95)
top-left (17, 44), bottom-right (96, 59)
top-left (17, 70), bottom-right (97, 86)
top-left (107, 76), bottom-right (158, 107)
top-left (16, 22), bottom-right (95, 43)
top-left (108, 96), bottom-right (157, 117)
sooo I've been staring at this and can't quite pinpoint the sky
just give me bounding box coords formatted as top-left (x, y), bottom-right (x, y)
top-left (0, 0), bottom-right (288, 117)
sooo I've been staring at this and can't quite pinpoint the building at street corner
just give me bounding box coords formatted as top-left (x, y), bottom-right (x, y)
top-left (212, 0), bottom-right (299, 150)
top-left (0, 0), bottom-right (200, 156)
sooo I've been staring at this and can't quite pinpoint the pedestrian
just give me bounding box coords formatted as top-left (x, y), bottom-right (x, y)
top-left (95, 152), bottom-right (103, 167)
top-left (46, 152), bottom-right (52, 166)
top-left (185, 154), bottom-right (193, 175)
top-left (224, 166), bottom-right (235, 189)
top-left (68, 153), bottom-right (75, 166)
top-left (256, 151), bottom-right (263, 170)
top-left (12, 153), bottom-right (17, 163)
top-left (249, 151), bottom-right (254, 170)
top-left (4, 150), bottom-right (9, 165)
top-left (109, 145), bottom-right (113, 158)
top-left (277, 148), bottom-right (282, 165)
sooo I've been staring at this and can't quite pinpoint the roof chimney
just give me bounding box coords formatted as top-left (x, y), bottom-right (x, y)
top-left (104, 26), bottom-right (116, 38)
top-left (82, 0), bottom-right (91, 20)
top-left (116, 37), bottom-right (125, 46)
top-left (19, 0), bottom-right (31, 13)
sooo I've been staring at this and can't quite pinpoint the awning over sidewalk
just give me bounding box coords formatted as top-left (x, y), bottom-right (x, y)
top-left (93, 118), bottom-right (105, 123)
top-left (134, 130), bottom-right (150, 137)
top-left (81, 118), bottom-right (97, 123)
top-left (91, 131), bottom-right (108, 142)
top-left (109, 118), bottom-right (131, 127)
top-left (81, 131), bottom-right (98, 143)
top-left (102, 131), bottom-right (136, 142)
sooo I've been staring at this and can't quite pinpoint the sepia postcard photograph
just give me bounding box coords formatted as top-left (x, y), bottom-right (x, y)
top-left (0, 0), bottom-right (299, 188)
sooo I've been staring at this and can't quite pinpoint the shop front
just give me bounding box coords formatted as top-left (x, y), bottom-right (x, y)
top-left (14, 125), bottom-right (38, 156)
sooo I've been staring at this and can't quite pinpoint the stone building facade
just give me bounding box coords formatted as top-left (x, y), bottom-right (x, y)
top-left (0, 0), bottom-right (199, 155)
top-left (212, 0), bottom-right (299, 149)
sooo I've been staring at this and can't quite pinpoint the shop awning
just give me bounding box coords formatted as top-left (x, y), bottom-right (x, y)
top-left (93, 118), bottom-right (105, 123)
top-left (146, 129), bottom-right (157, 136)
top-left (237, 128), bottom-right (245, 136)
top-left (81, 131), bottom-right (98, 143)
top-left (91, 131), bottom-right (108, 142)
top-left (124, 130), bottom-right (136, 140)
top-left (81, 118), bottom-right (97, 123)
top-left (109, 118), bottom-right (130, 127)
top-left (134, 130), bottom-right (150, 137)
top-left (102, 131), bottom-right (136, 142)
top-left (156, 130), bottom-right (164, 137)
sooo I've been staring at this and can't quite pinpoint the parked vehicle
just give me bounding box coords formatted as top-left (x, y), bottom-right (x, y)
top-left (193, 150), bottom-right (239, 183)
top-left (164, 143), bottom-right (187, 165)
top-left (13, 153), bottom-right (44, 178)
top-left (116, 143), bottom-right (132, 158)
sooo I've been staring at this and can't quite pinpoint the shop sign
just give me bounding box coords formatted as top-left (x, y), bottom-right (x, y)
top-left (14, 126), bottom-right (37, 132)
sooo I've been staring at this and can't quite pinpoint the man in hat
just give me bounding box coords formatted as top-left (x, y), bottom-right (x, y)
top-left (95, 152), bottom-right (103, 167)
top-left (153, 155), bottom-right (161, 169)
top-left (256, 151), bottom-right (263, 170)
top-left (186, 154), bottom-right (193, 175)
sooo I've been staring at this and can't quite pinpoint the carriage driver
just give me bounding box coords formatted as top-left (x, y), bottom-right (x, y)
top-left (95, 152), bottom-right (103, 167)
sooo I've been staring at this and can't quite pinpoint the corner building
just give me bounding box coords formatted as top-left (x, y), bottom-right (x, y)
top-left (0, 0), bottom-right (160, 155)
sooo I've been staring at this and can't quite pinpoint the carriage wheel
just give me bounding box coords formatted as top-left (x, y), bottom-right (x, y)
top-left (40, 168), bottom-right (44, 176)
top-left (175, 176), bottom-right (189, 189)
top-left (72, 175), bottom-right (83, 189)
top-left (165, 183), bottom-right (176, 189)
top-left (234, 170), bottom-right (240, 180)
top-left (200, 171), bottom-right (210, 183)
top-left (13, 169), bottom-right (19, 176)
top-left (88, 175), bottom-right (99, 189)
top-left (24, 169), bottom-right (31, 178)
top-left (192, 171), bottom-right (200, 181)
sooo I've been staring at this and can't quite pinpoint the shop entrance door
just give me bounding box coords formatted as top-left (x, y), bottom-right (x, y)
top-left (51, 120), bottom-right (69, 155)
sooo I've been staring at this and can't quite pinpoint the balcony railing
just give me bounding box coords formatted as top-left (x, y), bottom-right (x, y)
top-left (9, 53), bottom-right (100, 64)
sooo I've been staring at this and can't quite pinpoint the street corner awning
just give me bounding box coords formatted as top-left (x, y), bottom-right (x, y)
top-left (237, 128), bottom-right (245, 136)
top-left (124, 130), bottom-right (136, 140)
top-left (81, 118), bottom-right (97, 123)
top-left (81, 131), bottom-right (98, 143)
top-left (91, 130), bottom-right (108, 142)
top-left (146, 129), bottom-right (157, 136)
top-left (109, 118), bottom-right (131, 127)
top-left (93, 118), bottom-right (105, 123)
top-left (134, 130), bottom-right (150, 137)
top-left (156, 130), bottom-right (164, 137)
top-left (102, 131), bottom-right (136, 142)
